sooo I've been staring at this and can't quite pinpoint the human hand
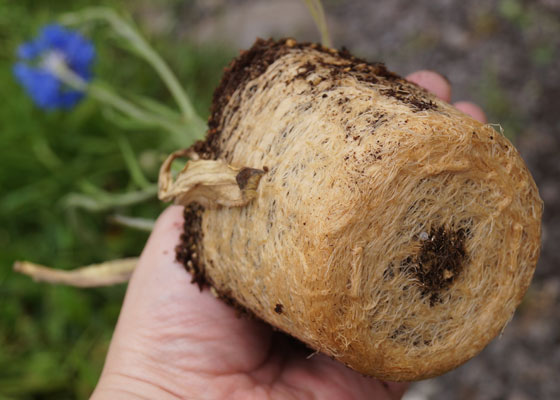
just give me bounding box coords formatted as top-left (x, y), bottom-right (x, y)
top-left (91, 71), bottom-right (485, 400)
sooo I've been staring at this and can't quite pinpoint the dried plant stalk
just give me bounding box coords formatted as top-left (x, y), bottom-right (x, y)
top-left (13, 258), bottom-right (137, 287)
top-left (161, 38), bottom-right (543, 381)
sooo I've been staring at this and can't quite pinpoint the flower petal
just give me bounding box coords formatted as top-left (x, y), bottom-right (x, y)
top-left (13, 63), bottom-right (61, 110)
top-left (17, 41), bottom-right (41, 60)
top-left (58, 90), bottom-right (85, 109)
top-left (14, 23), bottom-right (96, 110)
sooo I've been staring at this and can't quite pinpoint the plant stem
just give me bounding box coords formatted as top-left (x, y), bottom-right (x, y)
top-left (114, 132), bottom-right (152, 189)
top-left (60, 7), bottom-right (205, 130)
top-left (88, 82), bottom-right (191, 144)
top-left (13, 258), bottom-right (137, 287)
top-left (64, 185), bottom-right (158, 212)
top-left (53, 62), bottom-right (194, 146)
top-left (302, 0), bottom-right (332, 48)
top-left (110, 214), bottom-right (155, 231)
top-left (30, 135), bottom-right (62, 170)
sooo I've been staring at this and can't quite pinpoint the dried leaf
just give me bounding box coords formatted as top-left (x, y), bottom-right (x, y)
top-left (158, 149), bottom-right (265, 207)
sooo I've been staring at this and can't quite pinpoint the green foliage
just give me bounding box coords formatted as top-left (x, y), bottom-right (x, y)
top-left (476, 67), bottom-right (521, 141)
top-left (498, 0), bottom-right (530, 27)
top-left (531, 43), bottom-right (556, 68)
top-left (0, 0), bottom-right (234, 397)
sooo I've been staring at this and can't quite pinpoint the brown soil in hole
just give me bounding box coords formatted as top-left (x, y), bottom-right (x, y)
top-left (401, 226), bottom-right (467, 306)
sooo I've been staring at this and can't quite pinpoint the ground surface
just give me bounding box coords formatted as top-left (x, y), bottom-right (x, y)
top-left (172, 1), bottom-right (560, 399)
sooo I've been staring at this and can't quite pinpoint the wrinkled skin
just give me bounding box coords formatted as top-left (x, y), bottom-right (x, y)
top-left (91, 71), bottom-right (485, 400)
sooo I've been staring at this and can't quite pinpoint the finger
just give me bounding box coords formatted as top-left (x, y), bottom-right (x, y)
top-left (406, 70), bottom-right (451, 102)
top-left (453, 101), bottom-right (487, 123)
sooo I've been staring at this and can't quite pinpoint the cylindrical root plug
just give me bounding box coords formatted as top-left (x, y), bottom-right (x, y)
top-left (159, 38), bottom-right (542, 381)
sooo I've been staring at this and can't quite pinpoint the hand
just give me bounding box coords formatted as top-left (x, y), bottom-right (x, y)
top-left (91, 71), bottom-right (485, 400)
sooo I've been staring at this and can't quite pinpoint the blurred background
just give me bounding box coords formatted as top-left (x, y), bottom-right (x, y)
top-left (0, 0), bottom-right (558, 398)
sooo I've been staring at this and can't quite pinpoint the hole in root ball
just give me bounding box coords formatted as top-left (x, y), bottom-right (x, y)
top-left (401, 226), bottom-right (467, 306)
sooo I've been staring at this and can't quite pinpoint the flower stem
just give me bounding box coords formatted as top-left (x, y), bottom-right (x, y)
top-left (52, 61), bottom-right (196, 146)
top-left (88, 81), bottom-right (191, 144)
top-left (60, 7), bottom-right (204, 130)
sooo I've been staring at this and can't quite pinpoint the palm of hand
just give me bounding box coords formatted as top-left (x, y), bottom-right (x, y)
top-left (92, 206), bottom-right (406, 400)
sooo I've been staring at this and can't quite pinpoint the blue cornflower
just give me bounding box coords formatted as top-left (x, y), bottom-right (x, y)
top-left (13, 24), bottom-right (95, 110)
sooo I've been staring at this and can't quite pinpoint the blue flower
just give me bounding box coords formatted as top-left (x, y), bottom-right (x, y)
top-left (13, 24), bottom-right (95, 110)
